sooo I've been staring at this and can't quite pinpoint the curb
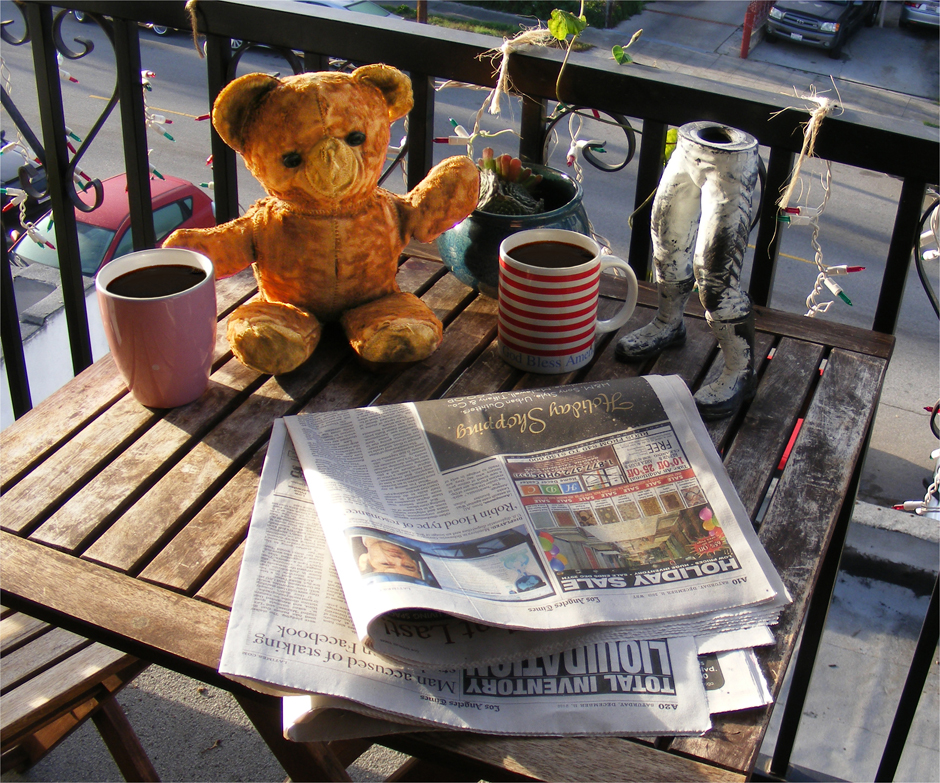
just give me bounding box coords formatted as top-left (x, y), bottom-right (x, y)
top-left (842, 501), bottom-right (938, 596)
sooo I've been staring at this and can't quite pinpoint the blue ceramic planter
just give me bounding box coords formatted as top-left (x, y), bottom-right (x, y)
top-left (436, 164), bottom-right (591, 298)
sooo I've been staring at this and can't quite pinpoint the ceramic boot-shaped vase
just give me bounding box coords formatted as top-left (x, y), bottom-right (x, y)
top-left (615, 120), bottom-right (760, 419)
top-left (695, 312), bottom-right (756, 419)
top-left (615, 277), bottom-right (695, 360)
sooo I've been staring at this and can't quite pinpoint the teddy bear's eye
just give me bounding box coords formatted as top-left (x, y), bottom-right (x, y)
top-left (345, 131), bottom-right (366, 147)
top-left (281, 152), bottom-right (303, 169)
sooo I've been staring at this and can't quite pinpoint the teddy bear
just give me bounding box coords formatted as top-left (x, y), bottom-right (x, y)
top-left (163, 64), bottom-right (479, 375)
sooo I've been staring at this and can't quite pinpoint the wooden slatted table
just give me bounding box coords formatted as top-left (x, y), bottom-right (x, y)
top-left (0, 243), bottom-right (893, 781)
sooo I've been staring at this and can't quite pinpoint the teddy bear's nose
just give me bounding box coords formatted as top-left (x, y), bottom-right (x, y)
top-left (310, 136), bottom-right (359, 196)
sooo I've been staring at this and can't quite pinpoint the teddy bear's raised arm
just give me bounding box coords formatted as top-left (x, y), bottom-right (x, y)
top-left (402, 156), bottom-right (480, 243)
top-left (163, 213), bottom-right (256, 279)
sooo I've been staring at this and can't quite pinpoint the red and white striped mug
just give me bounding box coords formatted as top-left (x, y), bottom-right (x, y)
top-left (498, 229), bottom-right (638, 374)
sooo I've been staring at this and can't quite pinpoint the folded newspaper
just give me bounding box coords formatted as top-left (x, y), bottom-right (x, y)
top-left (220, 376), bottom-right (787, 739)
top-left (282, 375), bottom-right (787, 668)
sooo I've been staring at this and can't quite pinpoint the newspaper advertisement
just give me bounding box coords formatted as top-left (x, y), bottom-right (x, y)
top-left (283, 375), bottom-right (788, 668)
top-left (220, 420), bottom-right (713, 739)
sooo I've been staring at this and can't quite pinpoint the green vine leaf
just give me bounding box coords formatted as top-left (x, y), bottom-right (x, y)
top-left (612, 45), bottom-right (632, 65)
top-left (664, 128), bottom-right (679, 163)
top-left (548, 9), bottom-right (587, 42)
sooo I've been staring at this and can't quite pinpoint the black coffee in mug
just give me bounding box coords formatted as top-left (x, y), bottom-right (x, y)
top-left (106, 264), bottom-right (207, 298)
top-left (508, 240), bottom-right (595, 269)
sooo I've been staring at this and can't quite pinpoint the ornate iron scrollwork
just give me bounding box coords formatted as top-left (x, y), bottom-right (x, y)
top-left (1, 7), bottom-right (118, 213)
top-left (228, 40), bottom-right (306, 80)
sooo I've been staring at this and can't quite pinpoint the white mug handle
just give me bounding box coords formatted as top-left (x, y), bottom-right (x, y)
top-left (596, 256), bottom-right (638, 333)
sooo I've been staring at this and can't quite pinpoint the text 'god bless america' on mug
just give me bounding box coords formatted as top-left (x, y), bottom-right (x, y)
top-left (497, 229), bottom-right (638, 374)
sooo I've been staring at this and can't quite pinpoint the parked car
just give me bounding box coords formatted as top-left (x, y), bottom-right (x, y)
top-left (8, 174), bottom-right (215, 277)
top-left (900, 0), bottom-right (940, 28)
top-left (72, 11), bottom-right (171, 35)
top-left (296, 0), bottom-right (401, 17)
top-left (766, 1), bottom-right (878, 58)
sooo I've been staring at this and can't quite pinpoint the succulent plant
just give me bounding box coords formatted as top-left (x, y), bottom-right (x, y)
top-left (476, 148), bottom-right (545, 216)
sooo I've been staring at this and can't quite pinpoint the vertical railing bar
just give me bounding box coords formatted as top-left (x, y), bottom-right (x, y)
top-left (304, 52), bottom-right (330, 71)
top-left (205, 34), bottom-right (239, 226)
top-left (406, 73), bottom-right (435, 193)
top-left (27, 2), bottom-right (93, 374)
top-left (875, 573), bottom-right (939, 782)
top-left (873, 177), bottom-right (927, 334)
top-left (749, 146), bottom-right (794, 307)
top-left (629, 120), bottom-right (667, 282)
top-left (113, 17), bottom-right (155, 251)
top-left (519, 94), bottom-right (547, 165)
top-left (1, 235), bottom-right (33, 419)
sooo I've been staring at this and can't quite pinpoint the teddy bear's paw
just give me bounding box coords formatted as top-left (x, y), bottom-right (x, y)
top-left (358, 321), bottom-right (440, 364)
top-left (342, 293), bottom-right (443, 365)
top-left (227, 301), bottom-right (322, 375)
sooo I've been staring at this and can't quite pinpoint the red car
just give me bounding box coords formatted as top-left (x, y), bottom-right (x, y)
top-left (9, 173), bottom-right (215, 277)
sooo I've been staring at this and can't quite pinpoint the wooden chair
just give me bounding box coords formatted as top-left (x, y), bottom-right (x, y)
top-left (0, 606), bottom-right (159, 781)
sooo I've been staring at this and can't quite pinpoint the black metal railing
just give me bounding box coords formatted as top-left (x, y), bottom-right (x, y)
top-left (2, 0), bottom-right (938, 422)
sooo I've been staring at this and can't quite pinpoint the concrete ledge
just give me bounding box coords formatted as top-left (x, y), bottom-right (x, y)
top-left (843, 501), bottom-right (938, 596)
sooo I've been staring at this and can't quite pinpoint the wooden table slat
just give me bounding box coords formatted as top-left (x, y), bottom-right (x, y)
top-left (0, 358), bottom-right (129, 491)
top-left (720, 337), bottom-right (825, 520)
top-left (26, 357), bottom-right (263, 553)
top-left (703, 331), bottom-right (776, 454)
top-left (79, 361), bottom-right (341, 573)
top-left (386, 733), bottom-right (746, 783)
top-left (0, 641), bottom-right (129, 743)
top-left (0, 270), bottom-right (259, 492)
top-left (0, 613), bottom-right (50, 655)
top-left (139, 447), bottom-right (266, 593)
top-left (1, 321), bottom-right (258, 540)
top-left (669, 347), bottom-right (887, 773)
top-left (1, 533), bottom-right (228, 678)
top-left (195, 540), bottom-right (247, 609)
top-left (0, 626), bottom-right (90, 693)
top-left (752, 306), bottom-right (894, 360)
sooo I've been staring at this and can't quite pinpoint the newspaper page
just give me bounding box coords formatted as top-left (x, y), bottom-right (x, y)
top-left (219, 420), bottom-right (712, 739)
top-left (700, 649), bottom-right (773, 714)
top-left (283, 376), bottom-right (789, 668)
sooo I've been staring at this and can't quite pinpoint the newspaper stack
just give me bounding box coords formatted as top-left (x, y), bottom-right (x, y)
top-left (221, 376), bottom-right (788, 740)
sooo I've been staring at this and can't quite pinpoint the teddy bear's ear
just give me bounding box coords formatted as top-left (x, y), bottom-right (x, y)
top-left (213, 73), bottom-right (280, 152)
top-left (352, 64), bottom-right (414, 123)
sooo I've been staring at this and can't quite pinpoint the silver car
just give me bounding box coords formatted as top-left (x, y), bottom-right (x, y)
top-left (900, 0), bottom-right (940, 28)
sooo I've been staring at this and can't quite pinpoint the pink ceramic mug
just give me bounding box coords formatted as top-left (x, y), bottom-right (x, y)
top-left (498, 229), bottom-right (638, 374)
top-left (96, 248), bottom-right (216, 408)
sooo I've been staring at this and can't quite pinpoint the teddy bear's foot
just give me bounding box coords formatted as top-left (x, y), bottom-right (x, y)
top-left (227, 301), bottom-right (322, 375)
top-left (342, 292), bottom-right (443, 366)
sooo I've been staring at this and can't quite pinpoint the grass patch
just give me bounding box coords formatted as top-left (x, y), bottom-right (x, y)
top-left (384, 5), bottom-right (592, 47)
top-left (426, 16), bottom-right (525, 37)
top-left (385, 5), bottom-right (524, 37)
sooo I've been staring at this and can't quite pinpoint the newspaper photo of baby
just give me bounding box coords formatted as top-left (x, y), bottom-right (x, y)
top-left (347, 527), bottom-right (554, 600)
top-left (351, 534), bottom-right (440, 587)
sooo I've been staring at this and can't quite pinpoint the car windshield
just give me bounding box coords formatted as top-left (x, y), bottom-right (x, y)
top-left (12, 219), bottom-right (115, 276)
top-left (346, 2), bottom-right (389, 15)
